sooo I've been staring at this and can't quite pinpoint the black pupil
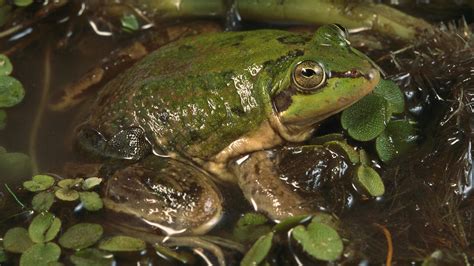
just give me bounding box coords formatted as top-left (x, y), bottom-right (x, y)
top-left (302, 68), bottom-right (316, 78)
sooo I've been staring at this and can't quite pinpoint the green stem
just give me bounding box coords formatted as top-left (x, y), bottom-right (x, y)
top-left (236, 0), bottom-right (433, 41)
top-left (4, 184), bottom-right (25, 209)
top-left (122, 0), bottom-right (433, 41)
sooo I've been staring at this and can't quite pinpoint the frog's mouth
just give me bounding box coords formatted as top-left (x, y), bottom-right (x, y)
top-left (271, 68), bottom-right (380, 142)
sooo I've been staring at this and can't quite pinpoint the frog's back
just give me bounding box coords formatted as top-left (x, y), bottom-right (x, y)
top-left (84, 30), bottom-right (311, 159)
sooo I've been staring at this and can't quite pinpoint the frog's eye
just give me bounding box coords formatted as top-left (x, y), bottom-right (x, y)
top-left (292, 61), bottom-right (326, 92)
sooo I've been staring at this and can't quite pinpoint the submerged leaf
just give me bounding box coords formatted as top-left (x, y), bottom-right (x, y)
top-left (292, 222), bottom-right (343, 261)
top-left (0, 152), bottom-right (31, 177)
top-left (99, 236), bottom-right (146, 252)
top-left (79, 191), bottom-right (103, 211)
top-left (20, 243), bottom-right (61, 266)
top-left (3, 227), bottom-right (34, 253)
top-left (23, 175), bottom-right (55, 192)
top-left (354, 165), bottom-right (385, 197)
top-left (0, 247), bottom-right (6, 263)
top-left (376, 120), bottom-right (418, 162)
top-left (0, 75), bottom-right (25, 108)
top-left (70, 248), bottom-right (114, 266)
top-left (32, 191), bottom-right (55, 212)
top-left (59, 223), bottom-right (104, 250)
top-left (28, 212), bottom-right (61, 243)
top-left (0, 109), bottom-right (5, 130)
top-left (241, 232), bottom-right (274, 266)
top-left (341, 94), bottom-right (389, 141)
top-left (0, 54), bottom-right (12, 76)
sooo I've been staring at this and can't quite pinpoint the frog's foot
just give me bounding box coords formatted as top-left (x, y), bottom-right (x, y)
top-left (230, 145), bottom-right (352, 221)
top-left (102, 157), bottom-right (223, 235)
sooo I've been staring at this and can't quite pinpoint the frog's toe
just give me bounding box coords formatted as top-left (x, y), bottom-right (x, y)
top-left (103, 158), bottom-right (223, 235)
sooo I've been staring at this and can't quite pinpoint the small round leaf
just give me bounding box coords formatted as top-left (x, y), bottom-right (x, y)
top-left (55, 188), bottom-right (79, 201)
top-left (354, 165), bottom-right (385, 197)
top-left (0, 75), bottom-right (25, 108)
top-left (4, 227), bottom-right (34, 253)
top-left (58, 178), bottom-right (83, 189)
top-left (0, 54), bottom-right (12, 76)
top-left (292, 222), bottom-right (343, 261)
top-left (79, 191), bottom-right (103, 211)
top-left (59, 223), bottom-right (104, 250)
top-left (19, 243), bottom-right (61, 266)
top-left (341, 94), bottom-right (390, 141)
top-left (28, 212), bottom-right (61, 243)
top-left (376, 120), bottom-right (418, 162)
top-left (82, 177), bottom-right (102, 190)
top-left (23, 175), bottom-right (55, 192)
top-left (32, 191), bottom-right (55, 212)
top-left (98, 236), bottom-right (146, 252)
top-left (241, 232), bottom-right (274, 266)
top-left (70, 248), bottom-right (114, 266)
top-left (374, 79), bottom-right (405, 114)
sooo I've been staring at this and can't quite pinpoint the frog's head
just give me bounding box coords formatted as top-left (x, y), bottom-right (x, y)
top-left (270, 24), bottom-right (380, 140)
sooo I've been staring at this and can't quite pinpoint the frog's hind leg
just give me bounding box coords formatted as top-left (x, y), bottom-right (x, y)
top-left (102, 156), bottom-right (223, 235)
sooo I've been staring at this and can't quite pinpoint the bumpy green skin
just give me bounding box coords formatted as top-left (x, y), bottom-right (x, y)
top-left (79, 25), bottom-right (378, 162)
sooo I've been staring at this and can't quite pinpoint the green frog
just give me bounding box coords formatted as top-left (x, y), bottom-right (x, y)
top-left (77, 24), bottom-right (380, 234)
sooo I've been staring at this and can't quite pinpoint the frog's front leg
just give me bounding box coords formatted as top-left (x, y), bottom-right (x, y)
top-left (102, 156), bottom-right (223, 235)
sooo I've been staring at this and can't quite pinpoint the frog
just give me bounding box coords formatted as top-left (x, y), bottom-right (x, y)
top-left (75, 24), bottom-right (380, 235)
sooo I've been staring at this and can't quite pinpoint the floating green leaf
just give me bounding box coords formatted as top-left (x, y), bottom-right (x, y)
top-left (79, 191), bottom-right (103, 211)
top-left (233, 213), bottom-right (271, 244)
top-left (23, 175), bottom-right (55, 192)
top-left (99, 236), bottom-right (146, 252)
top-left (292, 222), bottom-right (343, 262)
top-left (82, 177), bottom-right (102, 190)
top-left (0, 152), bottom-right (31, 177)
top-left (154, 244), bottom-right (195, 264)
top-left (354, 165), bottom-right (385, 197)
top-left (341, 94), bottom-right (390, 141)
top-left (28, 212), bottom-right (61, 243)
top-left (324, 140), bottom-right (360, 164)
top-left (374, 79), bottom-right (405, 114)
top-left (121, 14), bottom-right (139, 32)
top-left (0, 54), bottom-right (12, 76)
top-left (3, 227), bottom-right (34, 253)
top-left (376, 120), bottom-right (418, 162)
top-left (58, 178), bottom-right (83, 189)
top-left (0, 75), bottom-right (25, 108)
top-left (55, 188), bottom-right (79, 201)
top-left (70, 248), bottom-right (114, 266)
top-left (359, 149), bottom-right (371, 166)
top-left (59, 223), bottom-right (104, 250)
top-left (241, 232), bottom-right (273, 266)
top-left (273, 215), bottom-right (312, 233)
top-left (32, 191), bottom-right (55, 212)
top-left (20, 243), bottom-right (61, 266)
top-left (0, 109), bottom-right (5, 130)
